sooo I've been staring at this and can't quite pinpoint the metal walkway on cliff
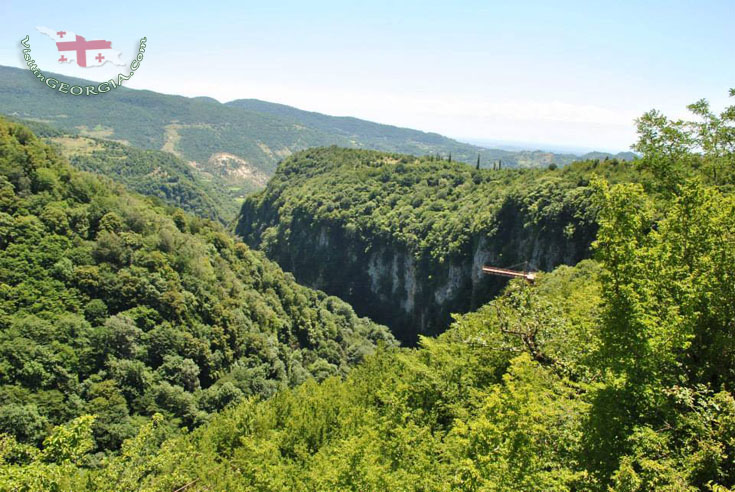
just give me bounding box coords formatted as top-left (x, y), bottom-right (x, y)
top-left (482, 261), bottom-right (536, 283)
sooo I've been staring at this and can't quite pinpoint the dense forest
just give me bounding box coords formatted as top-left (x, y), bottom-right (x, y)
top-left (0, 117), bottom-right (394, 463)
top-left (236, 146), bottom-right (639, 342)
top-left (0, 90), bottom-right (733, 492)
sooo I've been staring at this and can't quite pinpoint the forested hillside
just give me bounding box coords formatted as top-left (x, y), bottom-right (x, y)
top-left (4, 117), bottom-right (245, 223)
top-left (1, 91), bottom-right (732, 492)
top-left (1, 64), bottom-right (631, 196)
top-left (229, 98), bottom-right (637, 167)
top-left (49, 135), bottom-right (241, 223)
top-left (236, 148), bottom-right (638, 342)
top-left (0, 65), bottom-right (478, 194)
top-left (0, 117), bottom-right (394, 457)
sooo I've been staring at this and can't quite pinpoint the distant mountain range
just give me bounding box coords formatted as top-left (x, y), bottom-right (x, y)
top-left (0, 65), bottom-right (635, 195)
top-left (228, 99), bottom-right (637, 165)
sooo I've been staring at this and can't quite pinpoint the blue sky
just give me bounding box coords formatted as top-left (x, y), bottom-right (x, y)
top-left (1, 0), bottom-right (733, 152)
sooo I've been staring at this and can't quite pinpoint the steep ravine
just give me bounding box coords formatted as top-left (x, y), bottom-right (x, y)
top-left (236, 193), bottom-right (597, 345)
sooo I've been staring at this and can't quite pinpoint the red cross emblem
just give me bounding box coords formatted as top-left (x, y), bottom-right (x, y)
top-left (55, 35), bottom-right (111, 67)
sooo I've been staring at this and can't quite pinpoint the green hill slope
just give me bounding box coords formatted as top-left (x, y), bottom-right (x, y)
top-left (0, 117), bottom-right (395, 453)
top-left (4, 117), bottom-right (245, 223)
top-left (229, 98), bottom-right (637, 167)
top-left (0, 66), bottom-right (334, 196)
top-left (1, 65), bottom-right (632, 198)
top-left (226, 98), bottom-right (494, 163)
top-left (49, 134), bottom-right (241, 223)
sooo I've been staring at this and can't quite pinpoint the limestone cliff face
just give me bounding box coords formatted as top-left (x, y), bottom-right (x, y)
top-left (236, 196), bottom-right (596, 345)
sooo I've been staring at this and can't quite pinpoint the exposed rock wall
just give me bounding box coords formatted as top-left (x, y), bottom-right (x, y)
top-left (236, 196), bottom-right (596, 345)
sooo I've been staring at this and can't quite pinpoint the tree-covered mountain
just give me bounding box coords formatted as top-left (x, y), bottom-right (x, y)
top-left (0, 66), bottom-right (311, 198)
top-left (235, 147), bottom-right (640, 343)
top-left (1, 64), bottom-right (632, 197)
top-left (229, 98), bottom-right (638, 167)
top-left (8, 154), bottom-right (735, 489)
top-left (0, 117), bottom-right (395, 456)
top-left (0, 90), bottom-right (734, 492)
